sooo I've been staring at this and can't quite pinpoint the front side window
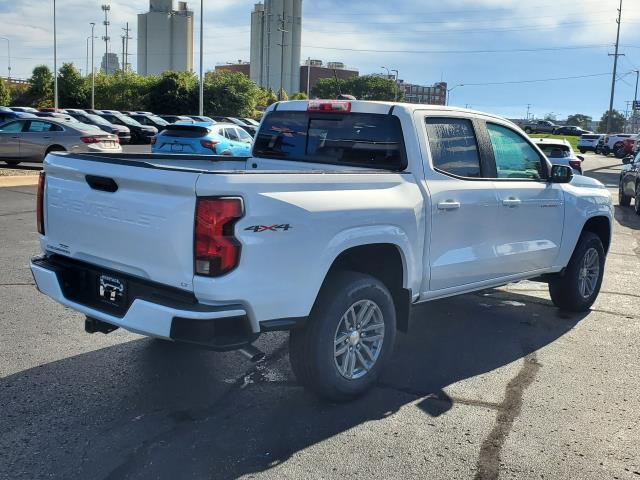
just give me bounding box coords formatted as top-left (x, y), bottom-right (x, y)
top-left (425, 117), bottom-right (481, 178)
top-left (487, 123), bottom-right (545, 180)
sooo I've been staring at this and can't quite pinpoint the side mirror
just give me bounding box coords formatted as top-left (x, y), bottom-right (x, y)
top-left (550, 164), bottom-right (574, 183)
top-left (577, 155), bottom-right (584, 161)
top-left (622, 155), bottom-right (633, 164)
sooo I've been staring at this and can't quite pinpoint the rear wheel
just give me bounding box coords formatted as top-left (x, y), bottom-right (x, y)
top-left (524, 127), bottom-right (532, 134)
top-left (602, 146), bottom-right (611, 156)
top-left (289, 271), bottom-right (396, 402)
top-left (548, 232), bottom-right (605, 312)
top-left (579, 149), bottom-right (587, 154)
top-left (619, 181), bottom-right (632, 207)
top-left (4, 160), bottom-right (20, 166)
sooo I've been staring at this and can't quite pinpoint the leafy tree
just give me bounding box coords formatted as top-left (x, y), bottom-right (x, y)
top-left (566, 113), bottom-right (592, 129)
top-left (277, 89), bottom-right (289, 101)
top-left (0, 77), bottom-right (10, 105)
top-left (256, 88), bottom-right (279, 107)
top-left (312, 75), bottom-right (403, 101)
top-left (290, 91), bottom-right (308, 100)
top-left (8, 83), bottom-right (29, 106)
top-left (58, 63), bottom-right (88, 108)
top-left (146, 71), bottom-right (197, 114)
top-left (203, 70), bottom-right (260, 117)
top-left (543, 113), bottom-right (558, 121)
top-left (597, 110), bottom-right (626, 133)
top-left (92, 71), bottom-right (154, 111)
top-left (27, 65), bottom-right (54, 108)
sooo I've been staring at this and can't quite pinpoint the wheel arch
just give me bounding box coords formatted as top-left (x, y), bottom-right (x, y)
top-left (320, 243), bottom-right (412, 332)
top-left (581, 215), bottom-right (611, 254)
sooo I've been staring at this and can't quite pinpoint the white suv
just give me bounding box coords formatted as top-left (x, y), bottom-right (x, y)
top-left (533, 138), bottom-right (583, 174)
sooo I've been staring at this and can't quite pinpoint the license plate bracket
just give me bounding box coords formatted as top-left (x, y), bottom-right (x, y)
top-left (98, 274), bottom-right (126, 307)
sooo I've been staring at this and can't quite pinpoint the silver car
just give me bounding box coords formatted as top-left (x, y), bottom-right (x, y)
top-left (0, 118), bottom-right (122, 165)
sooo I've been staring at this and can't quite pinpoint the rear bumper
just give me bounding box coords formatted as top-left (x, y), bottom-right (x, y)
top-left (30, 255), bottom-right (257, 351)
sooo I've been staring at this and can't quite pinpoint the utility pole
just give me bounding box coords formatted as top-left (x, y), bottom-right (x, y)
top-left (53, 0), bottom-right (58, 109)
top-left (526, 104), bottom-right (531, 120)
top-left (121, 23), bottom-right (131, 72)
top-left (102, 4), bottom-right (111, 74)
top-left (0, 37), bottom-right (10, 80)
top-left (306, 57), bottom-right (311, 97)
top-left (634, 70), bottom-right (640, 104)
top-left (90, 22), bottom-right (96, 108)
top-left (121, 36), bottom-right (125, 73)
top-left (277, 6), bottom-right (288, 101)
top-left (606, 0), bottom-right (624, 134)
top-left (199, 0), bottom-right (204, 115)
top-left (391, 69), bottom-right (399, 102)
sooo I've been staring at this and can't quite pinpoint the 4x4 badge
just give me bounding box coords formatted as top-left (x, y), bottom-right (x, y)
top-left (244, 224), bottom-right (292, 233)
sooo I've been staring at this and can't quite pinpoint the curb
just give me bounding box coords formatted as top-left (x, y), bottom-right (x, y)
top-left (0, 175), bottom-right (40, 188)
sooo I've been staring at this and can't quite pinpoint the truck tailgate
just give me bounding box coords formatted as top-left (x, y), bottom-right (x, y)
top-left (42, 155), bottom-right (201, 291)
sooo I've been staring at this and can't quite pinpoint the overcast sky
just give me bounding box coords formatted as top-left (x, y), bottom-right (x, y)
top-left (1, 0), bottom-right (640, 119)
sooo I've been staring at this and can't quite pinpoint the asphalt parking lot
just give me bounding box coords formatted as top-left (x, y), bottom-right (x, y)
top-left (0, 153), bottom-right (639, 480)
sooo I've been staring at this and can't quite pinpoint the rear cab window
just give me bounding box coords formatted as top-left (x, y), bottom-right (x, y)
top-left (424, 118), bottom-right (482, 178)
top-left (253, 111), bottom-right (407, 170)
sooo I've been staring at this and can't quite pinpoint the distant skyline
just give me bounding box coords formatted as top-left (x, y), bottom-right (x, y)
top-left (1, 0), bottom-right (640, 119)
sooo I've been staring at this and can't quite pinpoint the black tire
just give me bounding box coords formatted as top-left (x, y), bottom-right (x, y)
top-left (635, 184), bottom-right (640, 216)
top-left (4, 160), bottom-right (20, 166)
top-left (549, 232), bottom-right (605, 312)
top-left (602, 146), bottom-right (611, 156)
top-left (524, 127), bottom-right (532, 134)
top-left (579, 149), bottom-right (587, 154)
top-left (289, 271), bottom-right (396, 402)
top-left (594, 146), bottom-right (601, 154)
top-left (619, 181), bottom-right (632, 207)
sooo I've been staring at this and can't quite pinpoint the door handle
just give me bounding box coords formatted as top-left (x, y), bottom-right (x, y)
top-left (437, 200), bottom-right (461, 211)
top-left (502, 198), bottom-right (522, 207)
top-left (43, 136), bottom-right (52, 139)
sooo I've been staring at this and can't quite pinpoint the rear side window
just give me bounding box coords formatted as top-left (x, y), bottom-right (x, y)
top-left (254, 111), bottom-right (406, 170)
top-left (425, 118), bottom-right (481, 178)
top-left (581, 135), bottom-right (600, 140)
top-left (26, 121), bottom-right (61, 132)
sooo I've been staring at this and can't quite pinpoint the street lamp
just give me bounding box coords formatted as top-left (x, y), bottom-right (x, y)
top-left (199, 0), bottom-right (204, 116)
top-left (0, 37), bottom-right (10, 80)
top-left (381, 66), bottom-right (391, 79)
top-left (446, 84), bottom-right (464, 106)
top-left (391, 69), bottom-right (399, 101)
top-left (90, 22), bottom-right (96, 109)
top-left (53, 0), bottom-right (58, 109)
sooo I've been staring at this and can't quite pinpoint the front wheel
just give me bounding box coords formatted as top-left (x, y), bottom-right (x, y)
top-left (289, 271), bottom-right (396, 402)
top-left (549, 232), bottom-right (605, 312)
top-left (619, 181), bottom-right (632, 207)
top-left (601, 146), bottom-right (611, 156)
top-left (579, 149), bottom-right (587, 154)
top-left (524, 127), bottom-right (532, 134)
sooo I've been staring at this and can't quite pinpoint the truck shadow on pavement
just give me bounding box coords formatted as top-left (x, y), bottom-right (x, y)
top-left (1, 290), bottom-right (586, 479)
top-left (615, 205), bottom-right (640, 231)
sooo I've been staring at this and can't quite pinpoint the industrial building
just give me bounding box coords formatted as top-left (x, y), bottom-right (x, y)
top-left (100, 53), bottom-right (120, 74)
top-left (137, 0), bottom-right (194, 76)
top-left (399, 80), bottom-right (448, 106)
top-left (250, 0), bottom-right (303, 96)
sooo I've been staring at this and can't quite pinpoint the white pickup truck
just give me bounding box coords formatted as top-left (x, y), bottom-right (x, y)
top-left (31, 100), bottom-right (613, 401)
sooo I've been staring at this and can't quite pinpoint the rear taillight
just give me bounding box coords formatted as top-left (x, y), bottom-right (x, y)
top-left (307, 100), bottom-right (351, 113)
top-left (194, 198), bottom-right (243, 276)
top-left (36, 172), bottom-right (45, 235)
top-left (569, 159), bottom-right (582, 170)
top-left (80, 136), bottom-right (101, 144)
top-left (200, 139), bottom-right (219, 150)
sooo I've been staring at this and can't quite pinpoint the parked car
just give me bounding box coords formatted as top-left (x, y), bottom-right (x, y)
top-left (619, 152), bottom-right (640, 214)
top-left (242, 118), bottom-right (261, 127)
top-left (187, 115), bottom-right (216, 123)
top-left (65, 109), bottom-right (132, 144)
top-left (0, 110), bottom-right (37, 124)
top-left (522, 120), bottom-right (558, 134)
top-left (577, 134), bottom-right (604, 154)
top-left (33, 111), bottom-right (79, 122)
top-left (613, 134), bottom-right (638, 159)
top-left (0, 117), bottom-right (120, 164)
top-left (151, 122), bottom-right (252, 156)
top-left (601, 133), bottom-right (634, 156)
top-left (532, 138), bottom-right (584, 174)
top-left (9, 106), bottom-right (38, 113)
top-left (31, 99), bottom-right (612, 401)
top-left (210, 116), bottom-right (256, 135)
top-left (553, 126), bottom-right (592, 136)
top-left (158, 114), bottom-right (194, 124)
top-left (97, 110), bottom-right (158, 144)
top-left (127, 113), bottom-right (170, 131)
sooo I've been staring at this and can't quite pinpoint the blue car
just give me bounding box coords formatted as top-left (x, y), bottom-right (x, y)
top-left (151, 122), bottom-right (253, 156)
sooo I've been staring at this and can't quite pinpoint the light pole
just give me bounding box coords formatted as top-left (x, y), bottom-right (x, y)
top-left (391, 69), bottom-right (399, 101)
top-left (0, 37), bottom-right (10, 80)
top-left (53, 0), bottom-right (58, 109)
top-left (381, 66), bottom-right (391, 79)
top-left (199, 0), bottom-right (204, 115)
top-left (90, 22), bottom-right (96, 109)
top-left (446, 84), bottom-right (463, 106)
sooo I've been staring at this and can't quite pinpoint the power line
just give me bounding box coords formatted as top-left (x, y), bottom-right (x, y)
top-left (302, 44), bottom-right (613, 55)
top-left (458, 72), bottom-right (612, 87)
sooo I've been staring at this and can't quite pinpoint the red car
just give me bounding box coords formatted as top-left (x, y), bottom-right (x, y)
top-left (614, 135), bottom-right (638, 159)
